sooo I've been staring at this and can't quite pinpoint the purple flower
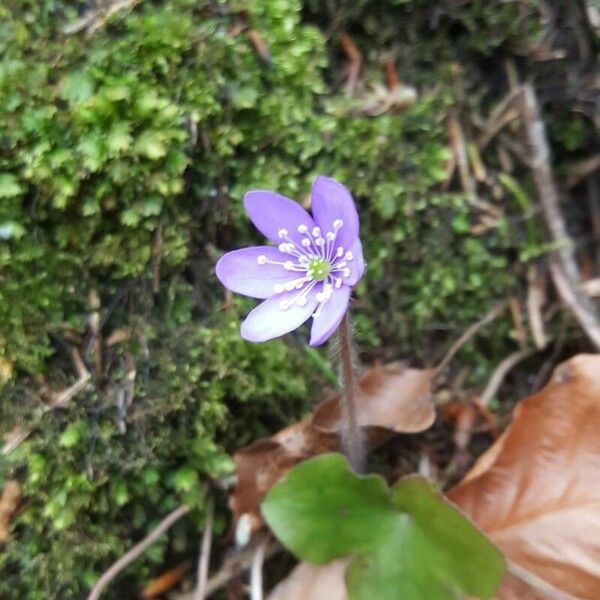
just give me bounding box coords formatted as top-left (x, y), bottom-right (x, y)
top-left (216, 176), bottom-right (365, 346)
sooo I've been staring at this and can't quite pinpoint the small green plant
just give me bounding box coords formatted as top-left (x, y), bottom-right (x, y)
top-left (262, 453), bottom-right (504, 599)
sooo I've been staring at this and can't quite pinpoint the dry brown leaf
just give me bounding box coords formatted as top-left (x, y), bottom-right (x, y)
top-left (448, 354), bottom-right (600, 600)
top-left (267, 559), bottom-right (350, 600)
top-left (0, 479), bottom-right (21, 543)
top-left (139, 562), bottom-right (191, 599)
top-left (231, 363), bottom-right (435, 531)
top-left (312, 363), bottom-right (435, 434)
top-left (230, 420), bottom-right (338, 531)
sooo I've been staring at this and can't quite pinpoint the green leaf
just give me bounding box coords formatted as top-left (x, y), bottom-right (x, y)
top-left (60, 71), bottom-right (95, 104)
top-left (134, 132), bottom-right (167, 160)
top-left (0, 173), bottom-right (23, 198)
top-left (112, 480), bottom-right (129, 507)
top-left (58, 422), bottom-right (82, 448)
top-left (172, 466), bottom-right (198, 492)
top-left (106, 123), bottom-right (133, 153)
top-left (262, 454), bottom-right (504, 600)
top-left (120, 209), bottom-right (141, 227)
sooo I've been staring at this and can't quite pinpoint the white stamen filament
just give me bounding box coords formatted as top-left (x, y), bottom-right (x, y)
top-left (255, 218), bottom-right (356, 314)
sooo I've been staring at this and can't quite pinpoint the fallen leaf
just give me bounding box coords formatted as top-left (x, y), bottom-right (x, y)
top-left (312, 363), bottom-right (435, 434)
top-left (268, 559), bottom-right (350, 600)
top-left (448, 354), bottom-right (600, 600)
top-left (140, 562), bottom-right (191, 599)
top-left (230, 363), bottom-right (436, 531)
top-left (230, 420), bottom-right (338, 532)
top-left (0, 479), bottom-right (21, 543)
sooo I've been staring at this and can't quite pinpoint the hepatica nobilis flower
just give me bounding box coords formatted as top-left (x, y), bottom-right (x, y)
top-left (216, 176), bottom-right (364, 346)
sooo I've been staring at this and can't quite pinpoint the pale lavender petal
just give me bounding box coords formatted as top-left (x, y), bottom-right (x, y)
top-left (309, 285), bottom-right (351, 347)
top-left (345, 238), bottom-right (365, 286)
top-left (310, 176), bottom-right (359, 252)
top-left (244, 191), bottom-right (317, 246)
top-left (215, 246), bottom-right (298, 299)
top-left (241, 284), bottom-right (321, 342)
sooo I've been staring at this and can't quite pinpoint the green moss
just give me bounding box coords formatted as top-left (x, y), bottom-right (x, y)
top-left (0, 0), bottom-right (547, 596)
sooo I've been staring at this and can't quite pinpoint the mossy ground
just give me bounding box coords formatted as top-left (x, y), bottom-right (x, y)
top-left (0, 0), bottom-right (596, 597)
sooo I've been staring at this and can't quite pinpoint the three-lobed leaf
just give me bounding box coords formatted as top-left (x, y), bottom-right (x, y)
top-left (262, 453), bottom-right (504, 600)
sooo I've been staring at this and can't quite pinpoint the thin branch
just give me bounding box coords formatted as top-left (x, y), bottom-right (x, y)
top-left (87, 504), bottom-right (190, 600)
top-left (250, 538), bottom-right (269, 600)
top-left (519, 84), bottom-right (580, 284)
top-left (45, 348), bottom-right (91, 411)
top-left (193, 502), bottom-right (214, 600)
top-left (479, 349), bottom-right (535, 406)
top-left (549, 261), bottom-right (600, 349)
top-left (178, 541), bottom-right (282, 599)
top-left (63, 0), bottom-right (143, 36)
top-left (519, 82), bottom-right (600, 350)
top-left (435, 304), bottom-right (504, 378)
top-left (507, 561), bottom-right (583, 600)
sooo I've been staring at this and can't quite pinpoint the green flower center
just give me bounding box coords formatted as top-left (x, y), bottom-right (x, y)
top-left (308, 257), bottom-right (331, 281)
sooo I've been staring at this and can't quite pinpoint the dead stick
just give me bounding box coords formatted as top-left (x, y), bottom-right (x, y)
top-left (435, 304), bottom-right (504, 378)
top-left (87, 505), bottom-right (190, 600)
top-left (250, 538), bottom-right (269, 600)
top-left (520, 84), bottom-right (580, 283)
top-left (549, 261), bottom-right (600, 348)
top-left (479, 349), bottom-right (535, 406)
top-left (176, 541), bottom-right (281, 599)
top-left (519, 83), bottom-right (600, 349)
top-left (193, 502), bottom-right (214, 600)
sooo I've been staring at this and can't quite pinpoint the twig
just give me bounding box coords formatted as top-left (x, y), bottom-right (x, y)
top-left (476, 92), bottom-right (521, 150)
top-left (507, 296), bottom-right (528, 350)
top-left (63, 0), bottom-right (143, 36)
top-left (582, 277), bottom-right (600, 298)
top-left (1, 426), bottom-right (30, 456)
top-left (507, 561), bottom-right (583, 600)
top-left (519, 82), bottom-right (600, 350)
top-left (337, 313), bottom-right (365, 473)
top-left (519, 84), bottom-right (580, 284)
top-left (448, 110), bottom-right (477, 205)
top-left (435, 304), bottom-right (504, 378)
top-left (527, 265), bottom-right (548, 350)
top-left (340, 33), bottom-right (362, 96)
top-left (549, 261), bottom-right (600, 349)
top-left (45, 348), bottom-right (92, 411)
top-left (565, 154), bottom-right (600, 189)
top-left (87, 504), bottom-right (190, 600)
top-left (250, 538), bottom-right (269, 600)
top-left (587, 175), bottom-right (600, 272)
top-left (247, 30), bottom-right (273, 68)
top-left (448, 111), bottom-right (499, 217)
top-left (193, 502), bottom-right (214, 600)
top-left (479, 349), bottom-right (535, 406)
top-left (178, 541), bottom-right (282, 599)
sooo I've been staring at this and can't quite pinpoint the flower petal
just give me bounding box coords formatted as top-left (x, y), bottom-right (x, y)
top-left (241, 284), bottom-right (321, 343)
top-left (309, 285), bottom-right (351, 347)
top-left (310, 176), bottom-right (359, 252)
top-left (244, 191), bottom-right (317, 246)
top-left (215, 246), bottom-right (298, 299)
top-left (344, 238), bottom-right (365, 286)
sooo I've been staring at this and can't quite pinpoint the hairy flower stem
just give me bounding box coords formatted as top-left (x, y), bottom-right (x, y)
top-left (337, 313), bottom-right (366, 473)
